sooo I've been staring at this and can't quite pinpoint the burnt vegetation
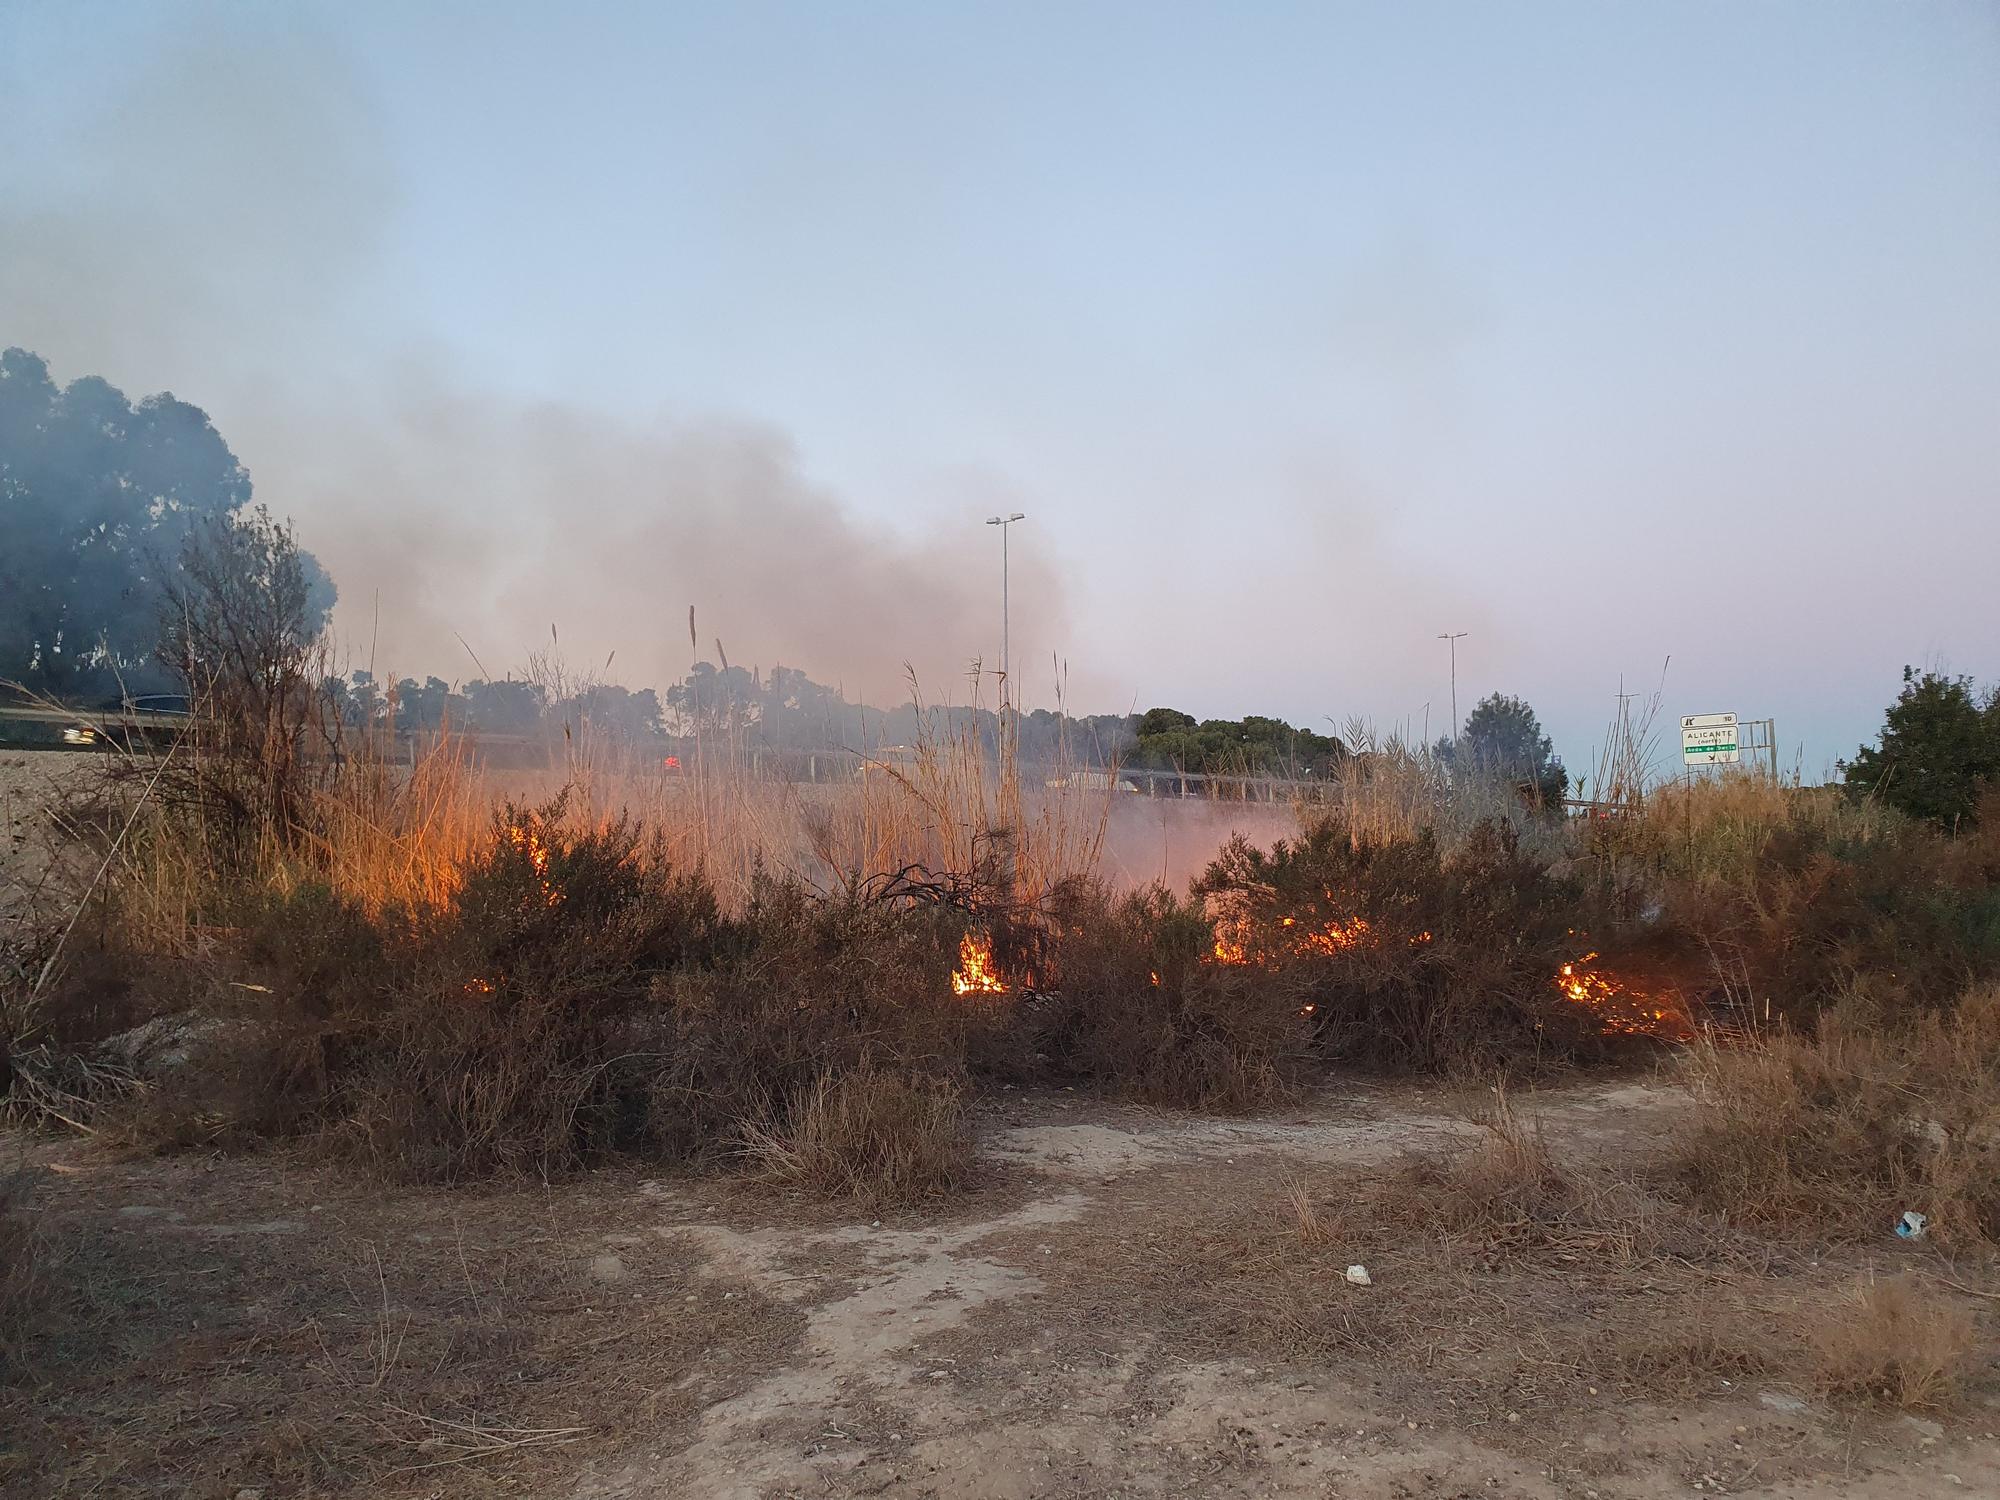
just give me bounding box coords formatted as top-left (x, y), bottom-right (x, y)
top-left (6, 565), bottom-right (2000, 1197)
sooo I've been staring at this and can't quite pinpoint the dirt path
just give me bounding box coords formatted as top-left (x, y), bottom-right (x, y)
top-left (579, 1082), bottom-right (2000, 1499)
top-left (9, 1078), bottom-right (1997, 1498)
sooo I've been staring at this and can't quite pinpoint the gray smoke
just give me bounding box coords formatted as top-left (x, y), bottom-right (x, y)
top-left (0, 19), bottom-right (1069, 707)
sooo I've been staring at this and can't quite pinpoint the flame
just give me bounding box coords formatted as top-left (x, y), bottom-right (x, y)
top-left (1298, 916), bottom-right (1371, 955)
top-left (1209, 913), bottom-right (1371, 964)
top-left (951, 932), bottom-right (1008, 996)
top-left (1554, 953), bottom-right (1693, 1040)
top-left (506, 821), bottom-right (562, 908)
top-left (1201, 907), bottom-right (1688, 1043)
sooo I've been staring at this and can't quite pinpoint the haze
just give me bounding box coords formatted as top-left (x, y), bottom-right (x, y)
top-left (3, 1), bottom-right (1994, 775)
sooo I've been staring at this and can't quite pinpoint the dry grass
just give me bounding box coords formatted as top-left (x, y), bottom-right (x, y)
top-left (1311, 723), bottom-right (1568, 855)
top-left (1671, 985), bottom-right (2000, 1246)
top-left (995, 1090), bottom-right (1995, 1427)
top-left (998, 1140), bottom-right (1774, 1422)
top-left (0, 1156), bottom-right (804, 1497)
top-left (1281, 1171), bottom-right (1328, 1247)
top-left (740, 1066), bottom-right (973, 1205)
top-left (1613, 772), bottom-right (1898, 891)
top-left (1802, 1273), bottom-right (1977, 1410)
top-left (0, 1166), bottom-right (36, 1371)
top-left (84, 666), bottom-right (1114, 952)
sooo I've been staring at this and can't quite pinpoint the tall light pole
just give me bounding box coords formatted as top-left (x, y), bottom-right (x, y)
top-left (1437, 631), bottom-right (1468, 747)
top-left (987, 512), bottom-right (1025, 707)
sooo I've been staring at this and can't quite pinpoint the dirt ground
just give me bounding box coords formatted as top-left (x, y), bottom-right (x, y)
top-left (1, 752), bottom-right (90, 913)
top-left (6, 1076), bottom-right (1997, 1499)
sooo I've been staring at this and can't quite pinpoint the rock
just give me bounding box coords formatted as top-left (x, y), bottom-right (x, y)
top-left (589, 1253), bottom-right (629, 1284)
top-left (1344, 1264), bottom-right (1372, 1287)
top-left (1759, 1391), bottom-right (1809, 1414)
top-left (98, 1012), bottom-right (231, 1075)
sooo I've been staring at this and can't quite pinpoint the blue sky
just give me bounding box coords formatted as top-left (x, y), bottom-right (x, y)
top-left (3, 2), bottom-right (1995, 775)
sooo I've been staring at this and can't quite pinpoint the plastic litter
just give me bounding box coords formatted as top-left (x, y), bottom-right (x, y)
top-left (1344, 1264), bottom-right (1372, 1287)
top-left (1895, 1210), bottom-right (1928, 1240)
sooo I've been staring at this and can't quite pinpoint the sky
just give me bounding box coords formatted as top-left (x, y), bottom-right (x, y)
top-left (2, 0), bottom-right (1995, 778)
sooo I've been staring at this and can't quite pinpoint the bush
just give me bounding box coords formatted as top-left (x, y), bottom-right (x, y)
top-left (1842, 667), bottom-right (1999, 830)
top-left (1670, 985), bottom-right (2000, 1246)
top-left (1674, 817), bottom-right (1999, 1019)
top-left (333, 801), bottom-right (734, 1180)
top-left (741, 1066), bottom-right (972, 1204)
top-left (1030, 884), bottom-right (1311, 1109)
top-left (1194, 817), bottom-right (1604, 1071)
top-left (112, 808), bottom-right (1006, 1188)
top-left (109, 799), bottom-right (739, 1180)
top-left (645, 879), bottom-right (982, 1161)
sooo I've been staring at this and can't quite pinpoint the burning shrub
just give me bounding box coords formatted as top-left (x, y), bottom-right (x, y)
top-left (1194, 817), bottom-right (1606, 1071)
top-left (330, 800), bottom-right (734, 1180)
top-left (109, 798), bottom-right (739, 1179)
top-left (1027, 885), bottom-right (1313, 1109)
top-left (1668, 984), bottom-right (2000, 1246)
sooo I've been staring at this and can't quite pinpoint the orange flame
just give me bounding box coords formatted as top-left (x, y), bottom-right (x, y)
top-left (507, 822), bottom-right (562, 908)
top-left (1298, 916), bottom-right (1371, 955)
top-left (1210, 912), bottom-right (1371, 964)
top-left (951, 932), bottom-right (1008, 996)
top-left (1202, 907), bottom-right (1689, 1043)
top-left (1554, 953), bottom-right (1693, 1040)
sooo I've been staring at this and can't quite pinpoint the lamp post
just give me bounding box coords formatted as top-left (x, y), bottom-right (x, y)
top-left (987, 513), bottom-right (1025, 707)
top-left (1437, 631), bottom-right (1468, 748)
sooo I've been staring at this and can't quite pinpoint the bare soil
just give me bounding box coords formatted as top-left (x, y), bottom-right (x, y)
top-left (0, 751), bottom-right (100, 926)
top-left (6, 1077), bottom-right (1998, 1499)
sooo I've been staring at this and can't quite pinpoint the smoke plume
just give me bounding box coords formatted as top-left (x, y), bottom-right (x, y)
top-left (0, 19), bottom-right (1066, 706)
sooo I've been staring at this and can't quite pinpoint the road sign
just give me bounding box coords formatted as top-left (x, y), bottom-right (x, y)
top-left (1681, 712), bottom-right (1740, 766)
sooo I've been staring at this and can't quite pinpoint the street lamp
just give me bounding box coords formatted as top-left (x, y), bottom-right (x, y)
top-left (1437, 632), bottom-right (1468, 747)
top-left (987, 513), bottom-right (1025, 707)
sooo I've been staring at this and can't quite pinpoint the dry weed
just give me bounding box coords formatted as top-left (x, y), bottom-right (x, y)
top-left (1281, 1172), bottom-right (1329, 1247)
top-left (0, 1167), bottom-right (36, 1370)
top-left (1672, 986), bottom-right (2000, 1245)
top-left (1803, 1273), bottom-right (1977, 1409)
top-left (0, 1166), bottom-right (804, 1495)
top-left (741, 1066), bottom-right (973, 1205)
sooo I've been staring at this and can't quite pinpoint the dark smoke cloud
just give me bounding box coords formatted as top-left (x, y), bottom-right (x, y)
top-left (0, 19), bottom-right (1067, 706)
